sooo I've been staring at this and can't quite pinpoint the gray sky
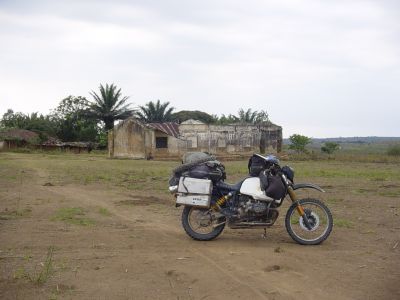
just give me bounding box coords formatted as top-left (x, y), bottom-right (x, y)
top-left (1, 0), bottom-right (399, 138)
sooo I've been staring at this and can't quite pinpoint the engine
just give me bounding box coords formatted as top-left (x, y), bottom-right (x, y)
top-left (225, 195), bottom-right (280, 227)
top-left (236, 195), bottom-right (269, 217)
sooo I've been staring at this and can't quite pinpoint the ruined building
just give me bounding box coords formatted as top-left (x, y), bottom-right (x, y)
top-left (108, 118), bottom-right (282, 159)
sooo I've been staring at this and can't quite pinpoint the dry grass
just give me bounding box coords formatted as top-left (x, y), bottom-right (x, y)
top-left (1, 151), bottom-right (400, 299)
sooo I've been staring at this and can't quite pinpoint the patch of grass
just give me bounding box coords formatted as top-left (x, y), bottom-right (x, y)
top-left (51, 283), bottom-right (76, 299)
top-left (387, 144), bottom-right (400, 156)
top-left (13, 246), bottom-right (55, 285)
top-left (335, 218), bottom-right (353, 228)
top-left (353, 188), bottom-right (375, 195)
top-left (378, 190), bottom-right (400, 198)
top-left (370, 177), bottom-right (386, 182)
top-left (13, 267), bottom-right (27, 280)
top-left (326, 197), bottom-right (344, 204)
top-left (0, 208), bottom-right (32, 220)
top-left (287, 161), bottom-right (400, 181)
top-left (98, 207), bottom-right (111, 216)
top-left (32, 246), bottom-right (55, 285)
top-left (23, 254), bottom-right (33, 261)
top-left (51, 207), bottom-right (95, 226)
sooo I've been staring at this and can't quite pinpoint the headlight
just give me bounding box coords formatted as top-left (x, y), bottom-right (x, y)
top-left (282, 166), bottom-right (294, 182)
top-left (168, 185), bottom-right (178, 194)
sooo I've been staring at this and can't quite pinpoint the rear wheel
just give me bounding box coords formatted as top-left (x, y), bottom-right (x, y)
top-left (181, 206), bottom-right (225, 241)
top-left (285, 198), bottom-right (333, 245)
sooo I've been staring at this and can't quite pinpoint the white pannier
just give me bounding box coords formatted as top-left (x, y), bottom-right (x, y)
top-left (176, 177), bottom-right (212, 207)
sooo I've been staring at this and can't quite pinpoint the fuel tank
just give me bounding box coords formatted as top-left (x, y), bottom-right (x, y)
top-left (239, 177), bottom-right (273, 201)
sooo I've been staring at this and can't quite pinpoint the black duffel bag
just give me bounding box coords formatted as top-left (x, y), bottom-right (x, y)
top-left (248, 154), bottom-right (268, 176)
top-left (187, 161), bottom-right (226, 182)
top-left (259, 170), bottom-right (287, 200)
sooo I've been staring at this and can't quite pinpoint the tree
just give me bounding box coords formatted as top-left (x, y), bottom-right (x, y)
top-left (0, 109), bottom-right (57, 140)
top-left (135, 100), bottom-right (174, 123)
top-left (87, 83), bottom-right (134, 131)
top-left (51, 96), bottom-right (99, 142)
top-left (0, 109), bottom-right (28, 129)
top-left (238, 108), bottom-right (269, 124)
top-left (289, 134), bottom-right (311, 153)
top-left (321, 142), bottom-right (340, 154)
top-left (52, 96), bottom-right (90, 118)
top-left (213, 108), bottom-right (269, 125)
top-left (238, 108), bottom-right (258, 123)
top-left (214, 114), bottom-right (239, 125)
top-left (254, 110), bottom-right (269, 124)
top-left (171, 110), bottom-right (215, 124)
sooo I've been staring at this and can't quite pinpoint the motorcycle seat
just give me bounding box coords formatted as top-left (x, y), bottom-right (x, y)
top-left (216, 179), bottom-right (245, 192)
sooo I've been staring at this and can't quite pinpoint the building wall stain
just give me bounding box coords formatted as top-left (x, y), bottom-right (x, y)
top-left (109, 118), bottom-right (282, 159)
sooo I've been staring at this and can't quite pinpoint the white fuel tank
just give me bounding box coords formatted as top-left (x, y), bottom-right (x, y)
top-left (240, 177), bottom-right (273, 201)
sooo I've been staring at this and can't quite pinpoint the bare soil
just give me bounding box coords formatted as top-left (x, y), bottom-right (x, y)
top-left (0, 153), bottom-right (399, 300)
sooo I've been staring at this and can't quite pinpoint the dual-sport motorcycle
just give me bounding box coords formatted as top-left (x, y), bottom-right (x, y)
top-left (168, 153), bottom-right (333, 245)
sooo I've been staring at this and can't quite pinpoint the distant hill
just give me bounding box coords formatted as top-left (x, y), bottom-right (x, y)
top-left (283, 136), bottom-right (400, 145)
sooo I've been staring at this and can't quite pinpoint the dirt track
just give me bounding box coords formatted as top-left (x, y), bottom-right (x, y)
top-left (1, 155), bottom-right (400, 299)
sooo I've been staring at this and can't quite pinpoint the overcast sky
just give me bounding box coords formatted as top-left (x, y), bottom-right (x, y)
top-left (1, 0), bottom-right (399, 138)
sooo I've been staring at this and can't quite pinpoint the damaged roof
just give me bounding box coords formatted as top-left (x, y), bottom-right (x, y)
top-left (148, 122), bottom-right (180, 138)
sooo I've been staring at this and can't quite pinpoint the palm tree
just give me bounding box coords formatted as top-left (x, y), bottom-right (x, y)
top-left (88, 83), bottom-right (134, 131)
top-left (238, 108), bottom-right (258, 123)
top-left (135, 100), bottom-right (174, 123)
top-left (238, 108), bottom-right (269, 124)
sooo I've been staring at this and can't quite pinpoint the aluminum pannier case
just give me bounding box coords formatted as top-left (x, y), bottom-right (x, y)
top-left (177, 177), bottom-right (212, 194)
top-left (176, 177), bottom-right (212, 207)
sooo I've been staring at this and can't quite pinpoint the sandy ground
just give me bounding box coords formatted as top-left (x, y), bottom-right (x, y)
top-left (0, 157), bottom-right (399, 300)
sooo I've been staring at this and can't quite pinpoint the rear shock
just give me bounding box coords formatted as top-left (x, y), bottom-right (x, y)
top-left (211, 192), bottom-right (233, 211)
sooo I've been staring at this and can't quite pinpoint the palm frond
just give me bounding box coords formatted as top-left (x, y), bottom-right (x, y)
top-left (87, 83), bottom-right (133, 130)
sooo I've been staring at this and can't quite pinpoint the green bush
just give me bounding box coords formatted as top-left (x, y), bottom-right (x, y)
top-left (321, 142), bottom-right (340, 154)
top-left (387, 144), bottom-right (400, 156)
top-left (289, 134), bottom-right (311, 153)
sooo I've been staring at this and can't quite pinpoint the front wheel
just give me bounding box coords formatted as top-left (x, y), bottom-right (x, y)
top-left (181, 206), bottom-right (225, 241)
top-left (285, 198), bottom-right (333, 245)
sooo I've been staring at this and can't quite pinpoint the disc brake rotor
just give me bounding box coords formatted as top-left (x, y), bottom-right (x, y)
top-left (299, 211), bottom-right (320, 231)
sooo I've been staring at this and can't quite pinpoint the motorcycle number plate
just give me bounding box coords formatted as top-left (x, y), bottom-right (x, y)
top-left (176, 194), bottom-right (211, 207)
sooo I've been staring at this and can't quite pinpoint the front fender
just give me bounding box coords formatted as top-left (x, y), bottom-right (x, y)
top-left (292, 183), bottom-right (325, 193)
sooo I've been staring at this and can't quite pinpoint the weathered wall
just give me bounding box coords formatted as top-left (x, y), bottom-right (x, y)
top-left (108, 131), bottom-right (114, 157)
top-left (112, 119), bottom-right (146, 159)
top-left (110, 118), bottom-right (282, 159)
top-left (144, 129), bottom-right (154, 158)
top-left (110, 120), bottom-right (187, 159)
top-left (178, 123), bottom-right (282, 155)
top-left (260, 128), bottom-right (282, 153)
top-left (152, 131), bottom-right (186, 159)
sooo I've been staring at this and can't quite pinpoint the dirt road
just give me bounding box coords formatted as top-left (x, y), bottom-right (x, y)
top-left (1, 154), bottom-right (399, 299)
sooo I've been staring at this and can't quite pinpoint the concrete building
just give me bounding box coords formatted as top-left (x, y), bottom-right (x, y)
top-left (108, 118), bottom-right (282, 159)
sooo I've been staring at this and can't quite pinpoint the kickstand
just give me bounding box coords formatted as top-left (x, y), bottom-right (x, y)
top-left (261, 228), bottom-right (267, 239)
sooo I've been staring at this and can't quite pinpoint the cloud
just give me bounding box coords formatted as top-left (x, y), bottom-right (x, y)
top-left (0, 0), bottom-right (399, 137)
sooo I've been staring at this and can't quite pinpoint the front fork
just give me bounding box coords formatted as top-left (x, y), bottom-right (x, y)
top-left (287, 187), bottom-right (312, 229)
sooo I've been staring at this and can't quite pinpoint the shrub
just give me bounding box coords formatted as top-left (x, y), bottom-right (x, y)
top-left (289, 134), bottom-right (311, 153)
top-left (321, 142), bottom-right (340, 154)
top-left (387, 144), bottom-right (400, 156)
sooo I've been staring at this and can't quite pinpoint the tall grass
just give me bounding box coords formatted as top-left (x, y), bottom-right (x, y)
top-left (387, 144), bottom-right (400, 156)
top-left (14, 246), bottom-right (55, 285)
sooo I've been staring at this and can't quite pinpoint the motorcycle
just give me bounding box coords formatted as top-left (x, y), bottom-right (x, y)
top-left (168, 153), bottom-right (333, 245)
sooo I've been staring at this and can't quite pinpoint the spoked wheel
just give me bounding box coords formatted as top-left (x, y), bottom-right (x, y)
top-left (285, 198), bottom-right (333, 245)
top-left (181, 206), bottom-right (225, 241)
